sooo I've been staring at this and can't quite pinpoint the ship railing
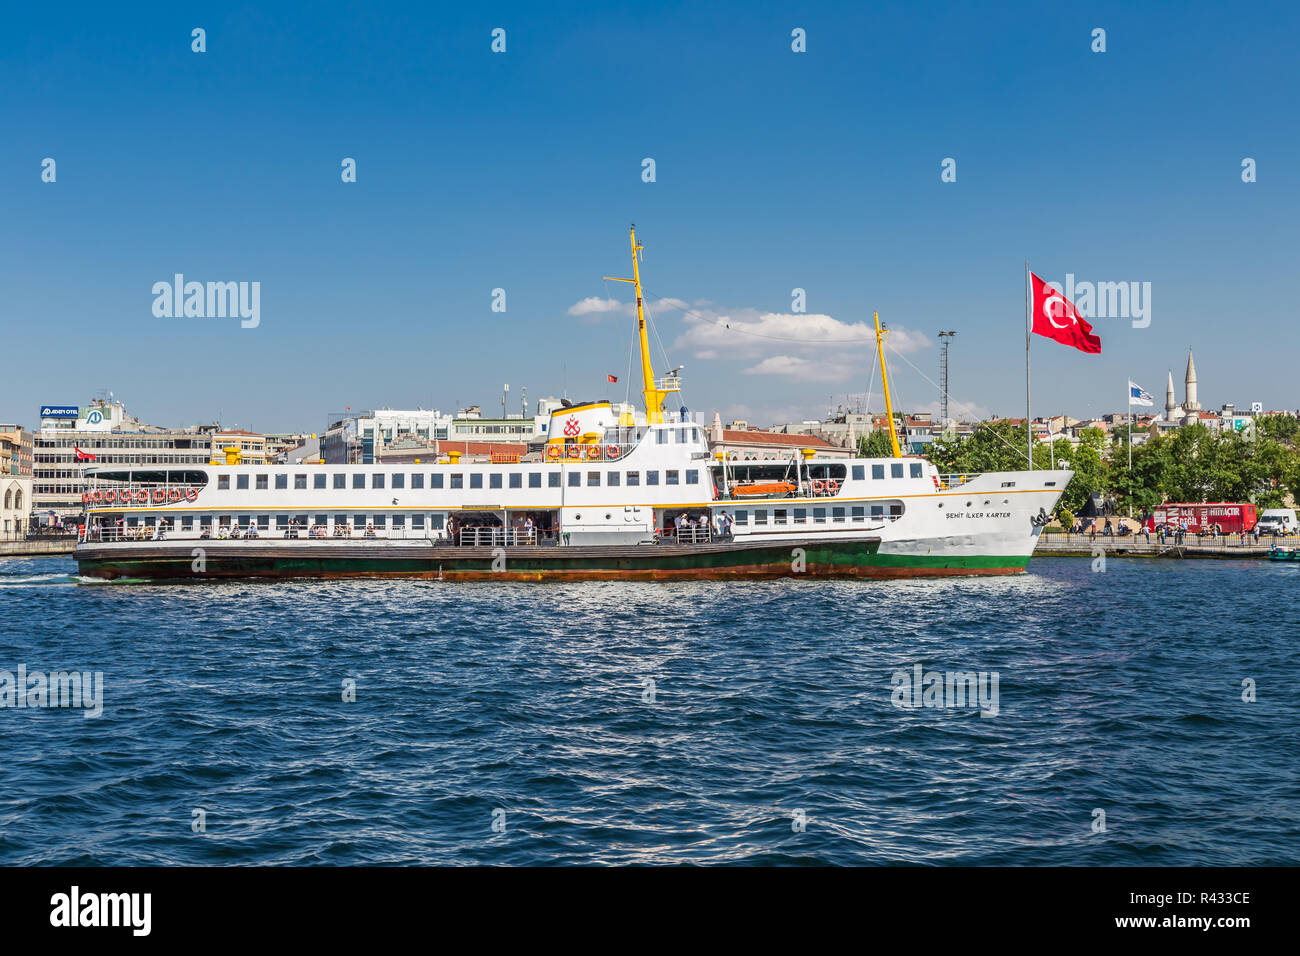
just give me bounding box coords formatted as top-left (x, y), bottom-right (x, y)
top-left (670, 526), bottom-right (712, 545)
top-left (938, 473), bottom-right (981, 488)
top-left (457, 527), bottom-right (540, 547)
top-left (82, 525), bottom-right (455, 543)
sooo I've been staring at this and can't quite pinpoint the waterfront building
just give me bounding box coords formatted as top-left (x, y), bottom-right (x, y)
top-left (1, 475), bottom-right (31, 537)
top-left (0, 425), bottom-right (34, 476)
top-left (321, 408), bottom-right (453, 464)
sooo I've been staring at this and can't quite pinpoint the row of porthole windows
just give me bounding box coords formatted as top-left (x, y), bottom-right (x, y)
top-left (214, 469), bottom-right (704, 492)
top-left (732, 502), bottom-right (904, 525)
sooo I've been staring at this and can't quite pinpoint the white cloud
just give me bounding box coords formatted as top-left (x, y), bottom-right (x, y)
top-left (742, 354), bottom-right (859, 383)
top-left (566, 296), bottom-right (688, 321)
top-left (673, 308), bottom-right (930, 361)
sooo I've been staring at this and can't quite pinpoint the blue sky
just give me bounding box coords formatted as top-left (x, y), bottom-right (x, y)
top-left (2, 0), bottom-right (1296, 432)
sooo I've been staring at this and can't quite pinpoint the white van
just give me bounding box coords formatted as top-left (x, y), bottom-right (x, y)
top-left (1256, 508), bottom-right (1298, 535)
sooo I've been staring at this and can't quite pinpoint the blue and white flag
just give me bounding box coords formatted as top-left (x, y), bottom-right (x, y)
top-left (1128, 380), bottom-right (1153, 406)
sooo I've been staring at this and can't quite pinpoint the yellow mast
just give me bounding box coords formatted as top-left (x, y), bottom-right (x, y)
top-left (603, 225), bottom-right (677, 424)
top-left (874, 311), bottom-right (903, 458)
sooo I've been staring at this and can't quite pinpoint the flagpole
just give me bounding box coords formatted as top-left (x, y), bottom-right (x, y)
top-left (1128, 380), bottom-right (1133, 519)
top-left (1025, 261), bottom-right (1033, 471)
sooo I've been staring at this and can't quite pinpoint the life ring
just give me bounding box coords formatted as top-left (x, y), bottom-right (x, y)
top-left (152, 489), bottom-right (166, 504)
top-left (135, 490), bottom-right (148, 504)
top-left (81, 493), bottom-right (89, 504)
top-left (811, 479), bottom-right (825, 494)
top-left (586, 445), bottom-right (602, 460)
top-left (826, 479), bottom-right (839, 494)
top-left (565, 443), bottom-right (580, 459)
top-left (169, 488), bottom-right (182, 502)
top-left (185, 487), bottom-right (198, 502)
top-left (104, 490), bottom-right (116, 504)
top-left (91, 491), bottom-right (102, 504)
top-left (606, 445), bottom-right (621, 460)
top-left (546, 445), bottom-right (562, 461)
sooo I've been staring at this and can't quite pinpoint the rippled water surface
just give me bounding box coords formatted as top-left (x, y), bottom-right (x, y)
top-left (1, 555), bottom-right (1296, 865)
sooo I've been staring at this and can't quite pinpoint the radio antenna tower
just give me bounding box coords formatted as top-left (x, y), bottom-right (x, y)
top-left (938, 331), bottom-right (957, 422)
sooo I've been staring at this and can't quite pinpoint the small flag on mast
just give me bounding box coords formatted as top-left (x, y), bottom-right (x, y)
top-left (1128, 381), bottom-right (1153, 406)
top-left (607, 373), bottom-right (618, 383)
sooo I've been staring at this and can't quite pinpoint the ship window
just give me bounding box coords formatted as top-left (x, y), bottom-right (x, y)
top-left (871, 464), bottom-right (884, 480)
top-left (348, 474), bottom-right (361, 489)
top-left (257, 474), bottom-right (269, 490)
top-left (392, 473), bottom-right (405, 489)
top-left (890, 504), bottom-right (903, 516)
top-left (794, 508), bottom-right (807, 523)
top-left (237, 474), bottom-right (249, 490)
top-left (450, 473), bottom-right (463, 489)
top-left (334, 514), bottom-right (347, 528)
top-left (626, 471), bottom-right (640, 486)
top-left (852, 506), bottom-right (864, 520)
top-left (607, 471), bottom-right (620, 487)
top-left (910, 463), bottom-right (923, 479)
top-left (315, 514), bottom-right (328, 526)
top-left (686, 470), bottom-right (699, 485)
top-left (870, 504), bottom-right (883, 517)
top-left (430, 473), bottom-right (443, 489)
top-left (258, 516), bottom-right (269, 530)
top-left (371, 473), bottom-right (385, 489)
top-left (393, 515), bottom-right (405, 529)
top-left (374, 515), bottom-right (386, 528)
top-left (430, 514), bottom-right (444, 529)
top-left (127, 516), bottom-right (139, 527)
top-left (485, 473), bottom-right (500, 489)
top-left (666, 470), bottom-right (679, 485)
top-left (528, 472), bottom-right (541, 488)
top-left (813, 507), bottom-right (827, 523)
top-left (353, 514), bottom-right (366, 527)
top-left (470, 474), bottom-right (482, 489)
top-left (677, 428), bottom-right (686, 443)
top-left (774, 509), bottom-right (788, 524)
top-left (200, 516), bottom-right (212, 530)
top-left (218, 475), bottom-right (230, 490)
top-left (657, 430), bottom-right (667, 444)
top-left (315, 473), bottom-right (327, 489)
top-left (295, 474), bottom-right (307, 489)
top-left (852, 465), bottom-right (865, 480)
top-left (547, 471), bottom-right (560, 488)
top-left (277, 515), bottom-right (289, 529)
top-left (334, 473), bottom-right (346, 489)
top-left (734, 510), bottom-right (748, 524)
top-left (568, 472), bottom-right (580, 487)
top-left (755, 510), bottom-right (768, 524)
top-left (890, 463), bottom-right (903, 479)
top-left (509, 473), bottom-right (522, 489)
top-left (274, 474), bottom-right (286, 489)
top-left (144, 516), bottom-right (155, 527)
top-left (587, 471), bottom-right (600, 486)
top-left (833, 507), bottom-right (846, 522)
top-left (412, 514), bottom-right (425, 529)
top-left (646, 471), bottom-right (659, 485)
top-left (181, 516), bottom-right (193, 530)
top-left (411, 474), bottom-right (424, 489)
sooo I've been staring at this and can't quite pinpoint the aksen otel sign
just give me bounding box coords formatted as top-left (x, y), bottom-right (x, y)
top-left (40, 405), bottom-right (80, 418)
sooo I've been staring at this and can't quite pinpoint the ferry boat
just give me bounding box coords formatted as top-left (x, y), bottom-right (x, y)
top-left (74, 229), bottom-right (1070, 581)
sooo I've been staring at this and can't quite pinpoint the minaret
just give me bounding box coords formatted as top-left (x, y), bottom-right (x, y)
top-left (1165, 371), bottom-right (1177, 418)
top-left (1184, 349), bottom-right (1200, 412)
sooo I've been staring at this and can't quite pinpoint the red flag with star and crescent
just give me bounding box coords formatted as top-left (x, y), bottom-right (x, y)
top-left (1030, 272), bottom-right (1101, 353)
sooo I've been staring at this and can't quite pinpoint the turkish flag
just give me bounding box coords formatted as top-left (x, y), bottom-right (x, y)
top-left (1031, 272), bottom-right (1101, 353)
top-left (74, 446), bottom-right (96, 462)
top-left (607, 373), bottom-right (618, 383)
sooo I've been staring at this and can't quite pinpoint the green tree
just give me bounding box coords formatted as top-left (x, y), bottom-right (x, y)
top-left (857, 429), bottom-right (897, 458)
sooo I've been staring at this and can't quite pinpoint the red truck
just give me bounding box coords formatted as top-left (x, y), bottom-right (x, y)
top-left (1144, 502), bottom-right (1258, 534)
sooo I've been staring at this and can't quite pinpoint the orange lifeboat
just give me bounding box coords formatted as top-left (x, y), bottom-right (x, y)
top-left (731, 481), bottom-right (796, 498)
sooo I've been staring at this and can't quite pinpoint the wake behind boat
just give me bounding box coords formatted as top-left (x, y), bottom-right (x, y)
top-left (73, 228), bottom-right (1069, 581)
